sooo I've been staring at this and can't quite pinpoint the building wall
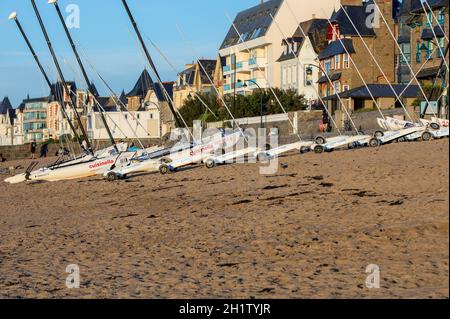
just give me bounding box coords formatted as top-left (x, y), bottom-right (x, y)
top-left (280, 37), bottom-right (322, 105)
top-left (23, 100), bottom-right (48, 142)
top-left (410, 6), bottom-right (449, 76)
top-left (88, 109), bottom-right (161, 140)
top-left (219, 0), bottom-right (339, 96)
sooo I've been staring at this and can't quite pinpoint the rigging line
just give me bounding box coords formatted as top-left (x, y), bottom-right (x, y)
top-left (225, 13), bottom-right (304, 141)
top-left (393, 44), bottom-right (441, 106)
top-left (319, 8), bottom-right (388, 122)
top-left (267, 13), bottom-right (342, 136)
top-left (419, 1), bottom-right (449, 71)
top-left (61, 55), bottom-right (140, 147)
top-left (146, 36), bottom-right (218, 119)
top-left (56, 86), bottom-right (75, 158)
top-left (125, 25), bottom-right (194, 142)
top-left (44, 58), bottom-right (77, 157)
top-left (176, 24), bottom-right (248, 143)
top-left (424, 0), bottom-right (449, 43)
top-left (71, 36), bottom-right (150, 143)
top-left (278, 7), bottom-right (360, 135)
top-left (284, 0), bottom-right (386, 123)
top-left (372, 2), bottom-right (438, 118)
top-left (52, 76), bottom-right (75, 158)
top-left (340, 5), bottom-right (414, 122)
top-left (75, 43), bottom-right (150, 147)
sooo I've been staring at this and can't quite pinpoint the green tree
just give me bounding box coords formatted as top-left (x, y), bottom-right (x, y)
top-left (177, 89), bottom-right (308, 127)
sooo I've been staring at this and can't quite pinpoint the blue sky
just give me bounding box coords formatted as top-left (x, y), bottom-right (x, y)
top-left (0, 0), bottom-right (260, 106)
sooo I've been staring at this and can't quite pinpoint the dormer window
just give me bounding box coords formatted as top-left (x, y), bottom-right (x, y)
top-left (327, 23), bottom-right (340, 41)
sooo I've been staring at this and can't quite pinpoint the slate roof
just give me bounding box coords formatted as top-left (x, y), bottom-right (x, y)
top-left (220, 0), bottom-right (282, 49)
top-left (178, 66), bottom-right (196, 87)
top-left (119, 90), bottom-right (127, 105)
top-left (410, 0), bottom-right (448, 13)
top-left (434, 25), bottom-right (446, 38)
top-left (324, 84), bottom-right (420, 100)
top-left (0, 97), bottom-right (13, 115)
top-left (22, 96), bottom-right (50, 104)
top-left (277, 18), bottom-right (328, 62)
top-left (8, 109), bottom-right (16, 125)
top-left (153, 82), bottom-right (174, 103)
top-left (399, 0), bottom-right (422, 16)
top-left (318, 38), bottom-right (356, 60)
top-left (330, 3), bottom-right (377, 37)
top-left (417, 66), bottom-right (440, 79)
top-left (93, 97), bottom-right (118, 112)
top-left (198, 59), bottom-right (217, 84)
top-left (317, 72), bottom-right (342, 84)
top-left (126, 69), bottom-right (154, 98)
top-left (48, 81), bottom-right (78, 104)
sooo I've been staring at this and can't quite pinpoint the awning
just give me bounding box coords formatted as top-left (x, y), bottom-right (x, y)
top-left (318, 39), bottom-right (355, 60)
top-left (317, 72), bottom-right (342, 84)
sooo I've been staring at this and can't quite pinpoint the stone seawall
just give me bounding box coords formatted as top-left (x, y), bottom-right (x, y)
top-left (0, 138), bottom-right (161, 161)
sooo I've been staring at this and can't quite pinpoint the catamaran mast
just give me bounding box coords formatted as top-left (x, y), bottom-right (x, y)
top-left (30, 0), bottom-right (93, 154)
top-left (120, 0), bottom-right (183, 128)
top-left (49, 0), bottom-right (118, 151)
top-left (9, 13), bottom-right (52, 89)
top-left (8, 11), bottom-right (82, 145)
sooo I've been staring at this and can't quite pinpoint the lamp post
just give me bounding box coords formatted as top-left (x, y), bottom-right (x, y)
top-left (239, 79), bottom-right (264, 128)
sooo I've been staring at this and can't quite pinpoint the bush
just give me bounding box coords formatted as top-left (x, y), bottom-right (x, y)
top-left (177, 89), bottom-right (308, 127)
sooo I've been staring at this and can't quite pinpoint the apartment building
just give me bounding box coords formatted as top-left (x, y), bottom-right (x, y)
top-left (218, 0), bottom-right (339, 96)
top-left (0, 97), bottom-right (20, 146)
top-left (21, 96), bottom-right (49, 142)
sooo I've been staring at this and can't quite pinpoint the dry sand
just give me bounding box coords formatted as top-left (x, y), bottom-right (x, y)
top-left (0, 139), bottom-right (448, 299)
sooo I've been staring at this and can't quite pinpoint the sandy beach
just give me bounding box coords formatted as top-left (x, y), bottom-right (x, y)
top-left (0, 139), bottom-right (448, 299)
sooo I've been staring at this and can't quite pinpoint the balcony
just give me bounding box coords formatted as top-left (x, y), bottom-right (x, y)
top-left (248, 57), bottom-right (267, 69)
top-left (223, 61), bottom-right (250, 75)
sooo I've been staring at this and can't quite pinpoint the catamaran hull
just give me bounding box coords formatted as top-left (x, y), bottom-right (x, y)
top-left (374, 126), bottom-right (425, 145)
top-left (311, 135), bottom-right (372, 153)
top-left (105, 132), bottom-right (242, 178)
top-left (5, 156), bottom-right (115, 183)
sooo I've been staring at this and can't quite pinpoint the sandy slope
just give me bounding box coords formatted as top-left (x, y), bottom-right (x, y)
top-left (0, 139), bottom-right (448, 299)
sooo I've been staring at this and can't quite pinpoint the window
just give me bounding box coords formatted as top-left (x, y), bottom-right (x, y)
top-left (287, 66), bottom-right (292, 85)
top-left (282, 66), bottom-right (287, 87)
top-left (325, 59), bottom-right (331, 74)
top-left (438, 9), bottom-right (445, 25)
top-left (399, 43), bottom-right (411, 64)
top-left (437, 37), bottom-right (445, 58)
top-left (335, 54), bottom-right (341, 69)
top-left (416, 42), bottom-right (421, 63)
top-left (426, 12), bottom-right (433, 27)
top-left (333, 81), bottom-right (340, 94)
top-left (343, 53), bottom-right (350, 68)
top-left (343, 85), bottom-right (350, 92)
top-left (305, 65), bottom-right (313, 86)
top-left (426, 41), bottom-right (433, 60)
